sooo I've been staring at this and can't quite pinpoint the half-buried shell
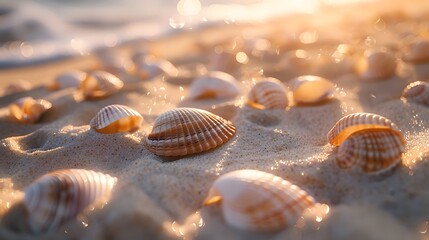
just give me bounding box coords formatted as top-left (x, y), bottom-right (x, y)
top-left (80, 71), bottom-right (124, 99)
top-left (24, 169), bottom-right (117, 233)
top-left (188, 71), bottom-right (240, 100)
top-left (135, 56), bottom-right (178, 80)
top-left (357, 49), bottom-right (397, 81)
top-left (9, 97), bottom-right (52, 124)
top-left (402, 81), bottom-right (429, 106)
top-left (289, 75), bottom-right (335, 105)
top-left (144, 108), bottom-right (236, 157)
top-left (247, 78), bottom-right (288, 109)
top-left (48, 70), bottom-right (86, 91)
top-left (90, 104), bottom-right (143, 134)
top-left (203, 169), bottom-right (316, 232)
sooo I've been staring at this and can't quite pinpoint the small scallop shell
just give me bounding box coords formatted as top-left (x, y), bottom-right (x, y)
top-left (80, 71), bottom-right (124, 99)
top-left (48, 70), bottom-right (87, 90)
top-left (3, 80), bottom-right (32, 95)
top-left (136, 56), bottom-right (178, 80)
top-left (402, 39), bottom-right (429, 63)
top-left (144, 108), bottom-right (236, 157)
top-left (188, 71), bottom-right (240, 100)
top-left (402, 81), bottom-right (429, 106)
top-left (203, 169), bottom-right (316, 232)
top-left (90, 104), bottom-right (143, 134)
top-left (337, 129), bottom-right (405, 174)
top-left (24, 169), bottom-right (117, 233)
top-left (247, 78), bottom-right (288, 109)
top-left (290, 75), bottom-right (335, 104)
top-left (357, 50), bottom-right (397, 80)
top-left (9, 97), bottom-right (52, 124)
top-left (327, 113), bottom-right (401, 146)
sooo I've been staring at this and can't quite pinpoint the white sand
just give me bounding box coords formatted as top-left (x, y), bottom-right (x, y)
top-left (1, 0), bottom-right (429, 239)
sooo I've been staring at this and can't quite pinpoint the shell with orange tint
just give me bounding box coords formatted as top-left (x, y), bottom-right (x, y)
top-left (188, 71), bottom-right (240, 100)
top-left (357, 50), bottom-right (396, 80)
top-left (402, 81), bottom-right (429, 106)
top-left (247, 78), bottom-right (288, 109)
top-left (90, 105), bottom-right (143, 134)
top-left (402, 39), bottom-right (429, 63)
top-left (289, 75), bottom-right (335, 104)
top-left (80, 71), bottom-right (124, 99)
top-left (9, 97), bottom-right (52, 124)
top-left (48, 70), bottom-right (86, 90)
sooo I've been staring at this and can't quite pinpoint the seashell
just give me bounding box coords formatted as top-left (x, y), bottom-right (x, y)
top-left (90, 104), bottom-right (143, 134)
top-left (24, 169), bottom-right (117, 233)
top-left (144, 108), bottom-right (236, 157)
top-left (247, 78), bottom-right (288, 109)
top-left (97, 51), bottom-right (136, 75)
top-left (327, 113), bottom-right (401, 146)
top-left (188, 71), bottom-right (240, 100)
top-left (402, 39), bottom-right (429, 63)
top-left (48, 70), bottom-right (86, 90)
top-left (357, 49), bottom-right (397, 81)
top-left (402, 81), bottom-right (429, 105)
top-left (289, 75), bottom-right (335, 104)
top-left (9, 97), bottom-right (52, 124)
top-left (203, 169), bottom-right (316, 232)
top-left (336, 129), bottom-right (405, 174)
top-left (135, 56), bottom-right (178, 80)
top-left (79, 71), bottom-right (124, 100)
top-left (3, 80), bottom-right (31, 95)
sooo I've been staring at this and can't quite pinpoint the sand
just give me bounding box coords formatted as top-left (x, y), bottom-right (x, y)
top-left (1, 0), bottom-right (429, 239)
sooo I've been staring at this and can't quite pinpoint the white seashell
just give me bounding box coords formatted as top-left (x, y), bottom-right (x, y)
top-left (247, 78), bottom-right (288, 109)
top-left (3, 80), bottom-right (32, 95)
top-left (289, 75), bottom-right (335, 104)
top-left (357, 49), bottom-right (397, 81)
top-left (144, 108), bottom-right (236, 157)
top-left (188, 71), bottom-right (240, 100)
top-left (337, 129), bottom-right (405, 174)
top-left (48, 70), bottom-right (86, 90)
top-left (9, 97), bottom-right (52, 124)
top-left (402, 39), bottom-right (429, 63)
top-left (80, 71), bottom-right (124, 99)
top-left (90, 104), bottom-right (143, 134)
top-left (402, 81), bottom-right (429, 105)
top-left (204, 169), bottom-right (316, 232)
top-left (135, 56), bottom-right (178, 80)
top-left (24, 169), bottom-right (117, 233)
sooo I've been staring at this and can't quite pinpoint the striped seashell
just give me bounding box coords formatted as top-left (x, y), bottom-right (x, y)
top-left (24, 169), bottom-right (117, 233)
top-left (327, 113), bottom-right (401, 146)
top-left (48, 70), bottom-right (86, 91)
top-left (402, 81), bottom-right (429, 106)
top-left (90, 104), bottom-right (143, 134)
top-left (358, 50), bottom-right (397, 81)
top-left (203, 169), bottom-right (316, 232)
top-left (9, 97), bottom-right (52, 124)
top-left (80, 71), bottom-right (124, 100)
top-left (3, 80), bottom-right (31, 95)
top-left (144, 108), bottom-right (236, 157)
top-left (402, 39), bottom-right (429, 63)
top-left (289, 75), bottom-right (335, 104)
top-left (247, 78), bottom-right (288, 109)
top-left (188, 71), bottom-right (240, 100)
top-left (136, 56), bottom-right (178, 80)
top-left (337, 129), bottom-right (405, 174)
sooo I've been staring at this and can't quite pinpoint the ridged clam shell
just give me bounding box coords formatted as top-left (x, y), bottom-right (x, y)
top-left (204, 169), bottom-right (316, 232)
top-left (136, 56), bottom-right (178, 80)
top-left (48, 70), bottom-right (86, 90)
top-left (24, 169), bottom-right (117, 233)
top-left (144, 108), bottom-right (236, 157)
top-left (3, 80), bottom-right (31, 95)
top-left (90, 104), bottom-right (143, 134)
top-left (80, 71), bottom-right (124, 99)
top-left (247, 78), bottom-right (288, 109)
top-left (9, 97), bottom-right (52, 124)
top-left (327, 113), bottom-right (401, 146)
top-left (402, 39), bottom-right (429, 63)
top-left (358, 50), bottom-right (396, 80)
top-left (402, 81), bottom-right (429, 105)
top-left (289, 75), bottom-right (335, 104)
top-left (337, 129), bottom-right (405, 174)
top-left (188, 71), bottom-right (240, 100)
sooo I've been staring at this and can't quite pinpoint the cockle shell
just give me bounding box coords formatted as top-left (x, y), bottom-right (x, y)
top-left (9, 97), bottom-right (52, 124)
top-left (90, 104), bottom-right (143, 134)
top-left (144, 108), bottom-right (236, 157)
top-left (48, 70), bottom-right (86, 90)
top-left (289, 75), bottom-right (335, 104)
top-left (247, 78), bottom-right (288, 109)
top-left (337, 129), bottom-right (405, 174)
top-left (135, 56), bottom-right (178, 80)
top-left (79, 71), bottom-right (124, 99)
top-left (204, 169), bottom-right (316, 232)
top-left (357, 50), bottom-right (397, 80)
top-left (327, 113), bottom-right (401, 146)
top-left (402, 81), bottom-right (429, 105)
top-left (188, 71), bottom-right (240, 100)
top-left (402, 39), bottom-right (429, 63)
top-left (24, 169), bottom-right (117, 233)
top-left (3, 80), bottom-right (31, 95)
